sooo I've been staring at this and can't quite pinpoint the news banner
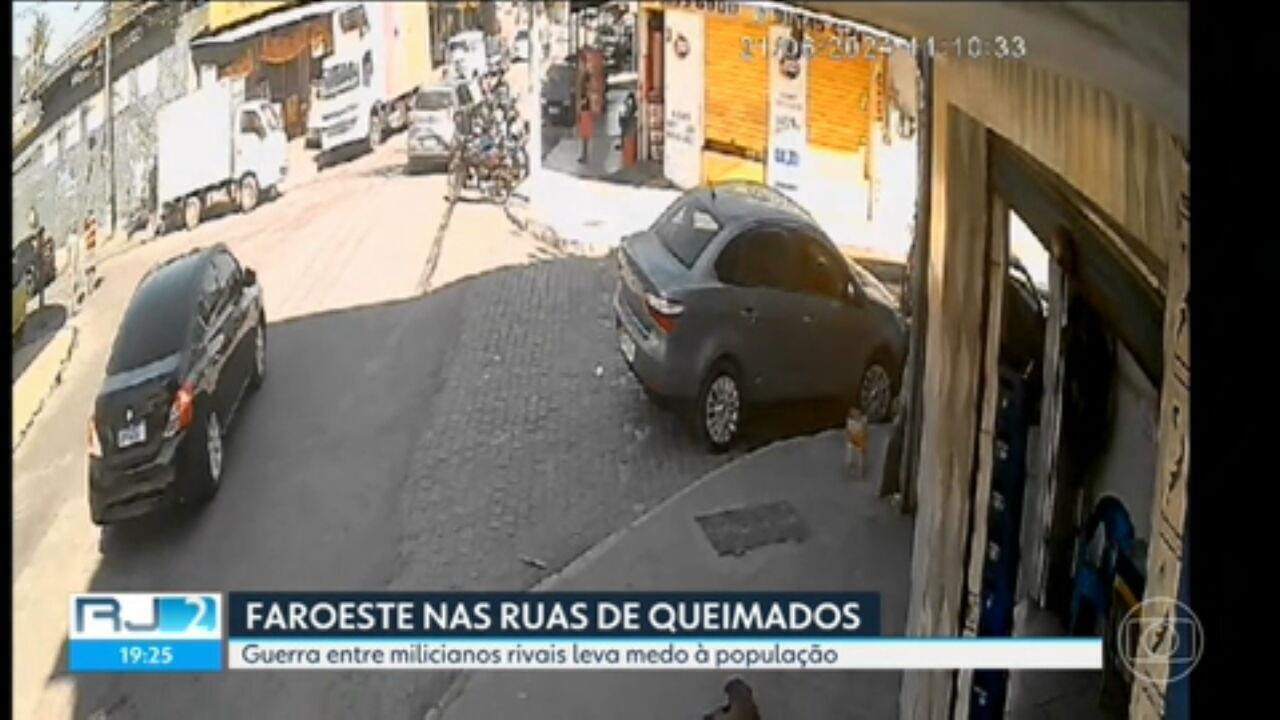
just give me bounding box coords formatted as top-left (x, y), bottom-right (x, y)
top-left (68, 593), bottom-right (1101, 672)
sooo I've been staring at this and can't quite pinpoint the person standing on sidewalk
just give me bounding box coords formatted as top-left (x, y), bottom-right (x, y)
top-left (577, 59), bottom-right (594, 164)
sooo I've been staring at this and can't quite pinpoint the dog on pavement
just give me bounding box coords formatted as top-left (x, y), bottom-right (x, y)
top-left (702, 676), bottom-right (761, 720)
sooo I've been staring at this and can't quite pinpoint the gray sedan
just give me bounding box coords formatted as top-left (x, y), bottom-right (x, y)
top-left (613, 182), bottom-right (908, 451)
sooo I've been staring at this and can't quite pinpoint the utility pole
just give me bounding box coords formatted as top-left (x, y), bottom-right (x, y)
top-left (103, 2), bottom-right (117, 235)
top-left (528, 1), bottom-right (543, 183)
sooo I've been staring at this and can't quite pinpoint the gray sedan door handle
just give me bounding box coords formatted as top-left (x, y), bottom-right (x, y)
top-left (802, 314), bottom-right (814, 324)
top-left (740, 307), bottom-right (757, 323)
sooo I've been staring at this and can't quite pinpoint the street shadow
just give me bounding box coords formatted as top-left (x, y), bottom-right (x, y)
top-left (403, 160), bottom-right (450, 177)
top-left (741, 398), bottom-right (854, 452)
top-left (315, 142), bottom-right (371, 170)
top-left (52, 256), bottom-right (734, 719)
top-left (364, 160), bottom-right (453, 182)
top-left (317, 128), bottom-right (410, 172)
top-left (12, 303), bottom-right (69, 380)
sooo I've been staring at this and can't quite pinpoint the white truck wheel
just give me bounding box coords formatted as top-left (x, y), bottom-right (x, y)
top-left (396, 99), bottom-right (409, 130)
top-left (369, 108), bottom-right (384, 148)
top-left (239, 175), bottom-right (260, 213)
top-left (184, 195), bottom-right (203, 232)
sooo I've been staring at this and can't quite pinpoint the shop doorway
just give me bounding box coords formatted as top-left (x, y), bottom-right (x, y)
top-left (966, 134), bottom-right (1165, 719)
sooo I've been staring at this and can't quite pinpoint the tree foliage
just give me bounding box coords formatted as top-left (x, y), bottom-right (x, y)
top-left (21, 8), bottom-right (53, 99)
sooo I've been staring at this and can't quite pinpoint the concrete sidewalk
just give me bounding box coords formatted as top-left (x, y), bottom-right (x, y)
top-left (431, 427), bottom-right (914, 720)
top-left (12, 325), bottom-right (78, 450)
top-left (507, 169), bottom-right (679, 254)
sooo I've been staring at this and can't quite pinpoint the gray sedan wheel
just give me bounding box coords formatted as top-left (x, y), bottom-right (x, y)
top-left (859, 361), bottom-right (894, 423)
top-left (696, 363), bottom-right (742, 453)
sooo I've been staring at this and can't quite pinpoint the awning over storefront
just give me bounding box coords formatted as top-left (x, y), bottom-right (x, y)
top-left (796, 1), bottom-right (1188, 143)
top-left (191, 1), bottom-right (341, 49)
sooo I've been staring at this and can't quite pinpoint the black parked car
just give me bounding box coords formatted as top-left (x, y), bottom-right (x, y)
top-left (88, 244), bottom-right (266, 525)
top-left (614, 182), bottom-right (909, 451)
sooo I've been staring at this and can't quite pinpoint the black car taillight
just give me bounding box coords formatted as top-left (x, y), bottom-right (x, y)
top-left (163, 382), bottom-right (195, 438)
top-left (645, 293), bottom-right (684, 334)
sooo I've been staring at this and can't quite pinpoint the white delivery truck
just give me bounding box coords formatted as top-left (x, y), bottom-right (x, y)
top-left (156, 81), bottom-right (288, 232)
top-left (446, 30), bottom-right (489, 80)
top-left (314, 1), bottom-right (430, 153)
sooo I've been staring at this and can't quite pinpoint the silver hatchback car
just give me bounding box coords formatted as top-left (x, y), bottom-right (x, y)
top-left (614, 182), bottom-right (908, 451)
top-left (406, 84), bottom-right (458, 172)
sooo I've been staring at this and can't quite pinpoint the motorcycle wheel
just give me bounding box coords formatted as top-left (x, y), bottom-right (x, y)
top-left (486, 176), bottom-right (511, 205)
top-left (515, 147), bottom-right (530, 181)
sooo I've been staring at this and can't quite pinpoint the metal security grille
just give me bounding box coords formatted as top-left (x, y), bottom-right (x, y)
top-left (703, 11), bottom-right (768, 160)
top-left (807, 30), bottom-right (879, 152)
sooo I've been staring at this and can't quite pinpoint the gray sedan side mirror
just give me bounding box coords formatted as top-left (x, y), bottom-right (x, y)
top-left (244, 268), bottom-right (258, 287)
top-left (846, 280), bottom-right (863, 306)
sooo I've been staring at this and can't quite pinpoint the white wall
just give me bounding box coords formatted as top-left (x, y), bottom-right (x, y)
top-left (1086, 341), bottom-right (1159, 544)
top-left (661, 10), bottom-right (703, 189)
top-left (1009, 208), bottom-right (1050, 291)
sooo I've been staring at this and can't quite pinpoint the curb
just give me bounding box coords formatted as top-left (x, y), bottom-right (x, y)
top-left (12, 326), bottom-right (80, 453)
top-left (501, 196), bottom-right (596, 257)
top-left (501, 200), bottom-right (568, 252)
top-left (420, 434), bottom-right (819, 720)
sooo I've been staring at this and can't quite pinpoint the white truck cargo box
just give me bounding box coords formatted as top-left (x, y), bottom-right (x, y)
top-left (157, 82), bottom-right (235, 206)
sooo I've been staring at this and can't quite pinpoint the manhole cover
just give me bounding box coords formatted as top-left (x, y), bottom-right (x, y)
top-left (695, 501), bottom-right (809, 557)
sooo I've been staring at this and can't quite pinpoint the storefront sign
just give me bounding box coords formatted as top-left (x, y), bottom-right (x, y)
top-left (755, 6), bottom-right (830, 32)
top-left (666, 1), bottom-right (741, 16)
top-left (767, 25), bottom-right (807, 197)
top-left (662, 10), bottom-right (705, 188)
top-left (208, 1), bottom-right (295, 33)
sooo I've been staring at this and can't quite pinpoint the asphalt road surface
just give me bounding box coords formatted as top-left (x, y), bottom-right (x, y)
top-left (13, 124), bottom-right (737, 718)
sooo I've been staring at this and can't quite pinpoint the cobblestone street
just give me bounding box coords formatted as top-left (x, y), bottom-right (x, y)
top-left (396, 256), bottom-right (729, 593)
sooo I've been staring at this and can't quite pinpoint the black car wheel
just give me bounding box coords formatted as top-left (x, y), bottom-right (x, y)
top-left (695, 361), bottom-right (742, 453)
top-left (249, 317), bottom-right (266, 389)
top-left (190, 407), bottom-right (224, 502)
top-left (858, 352), bottom-right (896, 423)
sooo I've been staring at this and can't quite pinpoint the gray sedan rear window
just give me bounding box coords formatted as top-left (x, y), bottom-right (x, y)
top-left (654, 202), bottom-right (721, 268)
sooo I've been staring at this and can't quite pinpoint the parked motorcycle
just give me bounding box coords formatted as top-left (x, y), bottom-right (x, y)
top-left (444, 55), bottom-right (533, 205)
top-left (448, 127), bottom-right (518, 204)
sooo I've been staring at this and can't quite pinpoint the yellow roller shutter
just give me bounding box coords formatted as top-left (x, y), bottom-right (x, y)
top-left (704, 11), bottom-right (768, 160)
top-left (807, 29), bottom-right (879, 152)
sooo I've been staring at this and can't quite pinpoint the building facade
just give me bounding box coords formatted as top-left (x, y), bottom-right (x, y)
top-left (13, 1), bottom-right (207, 246)
top-left (635, 0), bottom-right (917, 258)
top-left (188, 2), bottom-right (334, 140)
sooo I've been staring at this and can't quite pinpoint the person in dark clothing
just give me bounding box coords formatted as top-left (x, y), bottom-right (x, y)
top-left (616, 91), bottom-right (637, 150)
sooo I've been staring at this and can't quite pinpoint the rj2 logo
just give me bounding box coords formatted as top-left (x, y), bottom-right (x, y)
top-left (71, 593), bottom-right (221, 638)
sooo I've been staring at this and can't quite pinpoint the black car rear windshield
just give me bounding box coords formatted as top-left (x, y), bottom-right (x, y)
top-left (106, 263), bottom-right (198, 375)
top-left (653, 199), bottom-right (722, 268)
